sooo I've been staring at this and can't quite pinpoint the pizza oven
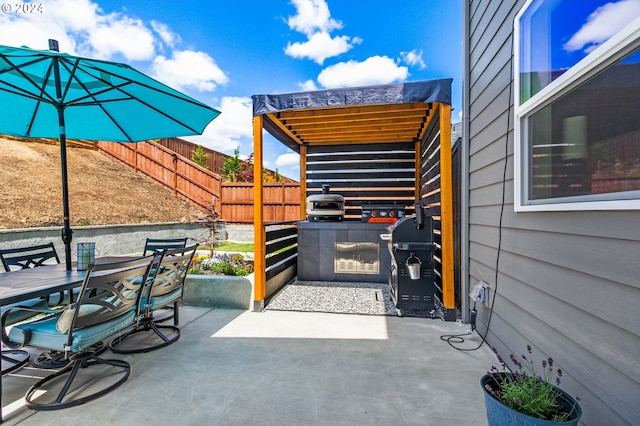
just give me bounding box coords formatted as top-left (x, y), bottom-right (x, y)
top-left (306, 184), bottom-right (344, 221)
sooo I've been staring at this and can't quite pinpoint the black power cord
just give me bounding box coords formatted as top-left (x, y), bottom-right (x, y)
top-left (441, 23), bottom-right (514, 352)
top-left (440, 302), bottom-right (477, 348)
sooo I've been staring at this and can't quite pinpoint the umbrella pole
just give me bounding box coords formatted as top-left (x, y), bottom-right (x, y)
top-left (59, 129), bottom-right (73, 271)
top-left (49, 39), bottom-right (73, 270)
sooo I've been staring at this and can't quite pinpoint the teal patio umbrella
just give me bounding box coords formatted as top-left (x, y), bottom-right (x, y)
top-left (0, 40), bottom-right (220, 269)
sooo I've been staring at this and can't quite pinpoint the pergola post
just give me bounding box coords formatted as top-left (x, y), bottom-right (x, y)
top-left (300, 145), bottom-right (307, 220)
top-left (438, 103), bottom-right (455, 319)
top-left (253, 115), bottom-right (266, 311)
top-left (414, 141), bottom-right (421, 202)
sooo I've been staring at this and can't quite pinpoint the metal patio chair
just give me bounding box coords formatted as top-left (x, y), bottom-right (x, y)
top-left (2, 256), bottom-right (154, 411)
top-left (0, 242), bottom-right (60, 271)
top-left (110, 244), bottom-right (197, 353)
top-left (143, 237), bottom-right (188, 255)
top-left (0, 242), bottom-right (62, 375)
top-left (140, 237), bottom-right (189, 322)
top-left (0, 242), bottom-right (68, 306)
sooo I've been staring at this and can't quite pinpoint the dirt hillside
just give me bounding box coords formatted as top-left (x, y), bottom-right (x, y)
top-left (0, 137), bottom-right (206, 229)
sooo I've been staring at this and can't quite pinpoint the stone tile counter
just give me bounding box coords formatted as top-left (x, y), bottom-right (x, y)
top-left (297, 220), bottom-right (392, 283)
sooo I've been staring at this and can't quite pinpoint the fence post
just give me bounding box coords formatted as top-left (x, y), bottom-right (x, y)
top-left (281, 182), bottom-right (286, 221)
top-left (134, 143), bottom-right (139, 172)
top-left (173, 153), bottom-right (178, 195)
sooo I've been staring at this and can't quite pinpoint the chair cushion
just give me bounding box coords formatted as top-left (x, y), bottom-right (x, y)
top-left (1, 298), bottom-right (49, 325)
top-left (9, 310), bottom-right (136, 353)
top-left (56, 304), bottom-right (104, 333)
top-left (142, 285), bottom-right (183, 311)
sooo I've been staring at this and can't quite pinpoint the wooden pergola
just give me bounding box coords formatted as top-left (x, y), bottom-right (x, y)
top-left (251, 79), bottom-right (456, 318)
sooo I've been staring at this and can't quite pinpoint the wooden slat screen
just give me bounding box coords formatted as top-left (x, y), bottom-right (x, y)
top-left (265, 222), bottom-right (298, 281)
top-left (306, 142), bottom-right (416, 219)
top-left (419, 108), bottom-right (445, 304)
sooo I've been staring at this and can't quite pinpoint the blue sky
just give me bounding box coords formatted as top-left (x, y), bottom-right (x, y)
top-left (0, 0), bottom-right (462, 180)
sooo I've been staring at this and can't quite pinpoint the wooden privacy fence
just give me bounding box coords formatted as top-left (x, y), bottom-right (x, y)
top-left (157, 137), bottom-right (230, 175)
top-left (156, 137), bottom-right (297, 183)
top-left (97, 140), bottom-right (222, 213)
top-left (96, 140), bottom-right (300, 222)
top-left (222, 182), bottom-right (301, 223)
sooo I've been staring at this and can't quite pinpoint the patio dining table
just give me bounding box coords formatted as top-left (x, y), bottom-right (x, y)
top-left (0, 256), bottom-right (140, 422)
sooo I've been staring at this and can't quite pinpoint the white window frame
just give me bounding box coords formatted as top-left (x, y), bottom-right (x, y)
top-left (514, 0), bottom-right (640, 211)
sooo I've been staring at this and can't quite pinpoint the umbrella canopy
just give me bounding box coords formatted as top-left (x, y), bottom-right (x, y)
top-left (0, 40), bottom-right (220, 269)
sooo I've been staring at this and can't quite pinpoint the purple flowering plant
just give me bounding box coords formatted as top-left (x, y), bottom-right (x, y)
top-left (485, 345), bottom-right (580, 422)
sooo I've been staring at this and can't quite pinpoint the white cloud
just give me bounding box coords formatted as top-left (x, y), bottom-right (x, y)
top-left (0, 0), bottom-right (92, 52)
top-left (0, 0), bottom-right (155, 61)
top-left (284, 0), bottom-right (359, 64)
top-left (185, 96), bottom-right (253, 154)
top-left (317, 56), bottom-right (409, 88)
top-left (151, 50), bottom-right (229, 92)
top-left (85, 16), bottom-right (156, 61)
top-left (151, 21), bottom-right (181, 48)
top-left (287, 0), bottom-right (342, 35)
top-left (276, 152), bottom-right (300, 169)
top-left (0, 15), bottom-right (66, 51)
top-left (0, 0), bottom-right (225, 83)
top-left (298, 79), bottom-right (319, 91)
top-left (564, 0), bottom-right (640, 53)
top-left (285, 31), bottom-right (361, 65)
top-left (401, 49), bottom-right (426, 70)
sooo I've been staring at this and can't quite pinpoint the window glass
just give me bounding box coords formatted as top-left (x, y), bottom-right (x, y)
top-left (528, 48), bottom-right (640, 201)
top-left (519, 0), bottom-right (640, 103)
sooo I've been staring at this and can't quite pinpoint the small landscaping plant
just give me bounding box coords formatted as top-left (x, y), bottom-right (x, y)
top-left (188, 253), bottom-right (254, 276)
top-left (485, 345), bottom-right (580, 422)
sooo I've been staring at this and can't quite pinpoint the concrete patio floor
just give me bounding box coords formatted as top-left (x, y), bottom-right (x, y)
top-left (2, 306), bottom-right (495, 425)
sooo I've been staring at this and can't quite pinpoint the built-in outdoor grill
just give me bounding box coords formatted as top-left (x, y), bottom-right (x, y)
top-left (361, 204), bottom-right (404, 223)
top-left (306, 184), bottom-right (344, 221)
top-left (382, 202), bottom-right (436, 314)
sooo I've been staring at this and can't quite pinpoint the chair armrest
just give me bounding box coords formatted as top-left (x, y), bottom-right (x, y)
top-left (1, 305), bottom-right (59, 349)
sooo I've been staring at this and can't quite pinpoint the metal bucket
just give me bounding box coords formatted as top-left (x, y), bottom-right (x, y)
top-left (406, 253), bottom-right (421, 280)
top-left (77, 242), bottom-right (96, 271)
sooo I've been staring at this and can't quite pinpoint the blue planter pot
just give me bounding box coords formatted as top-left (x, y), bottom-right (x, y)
top-left (481, 373), bottom-right (582, 426)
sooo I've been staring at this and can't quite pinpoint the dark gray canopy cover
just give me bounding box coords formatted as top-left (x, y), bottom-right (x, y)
top-left (252, 79), bottom-right (452, 116)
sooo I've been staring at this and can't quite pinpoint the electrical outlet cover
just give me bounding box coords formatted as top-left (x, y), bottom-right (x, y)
top-left (469, 282), bottom-right (488, 302)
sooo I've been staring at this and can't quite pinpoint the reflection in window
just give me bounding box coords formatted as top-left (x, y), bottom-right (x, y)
top-left (528, 48), bottom-right (640, 200)
top-left (519, 0), bottom-right (640, 103)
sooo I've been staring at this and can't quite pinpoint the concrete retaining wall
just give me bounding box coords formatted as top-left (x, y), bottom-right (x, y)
top-left (0, 222), bottom-right (219, 263)
top-left (183, 274), bottom-right (253, 310)
top-left (226, 224), bottom-right (254, 242)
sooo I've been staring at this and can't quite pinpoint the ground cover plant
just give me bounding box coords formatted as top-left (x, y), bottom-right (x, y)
top-left (188, 253), bottom-right (254, 276)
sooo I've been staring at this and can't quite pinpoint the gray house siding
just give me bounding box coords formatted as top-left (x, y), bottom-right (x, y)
top-left (464, 1), bottom-right (640, 425)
